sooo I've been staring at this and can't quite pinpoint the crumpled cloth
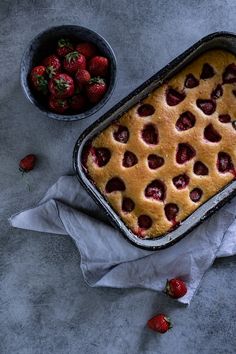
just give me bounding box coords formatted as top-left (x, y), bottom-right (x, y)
top-left (9, 176), bottom-right (236, 304)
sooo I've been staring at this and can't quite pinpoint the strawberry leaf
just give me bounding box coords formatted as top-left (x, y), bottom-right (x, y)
top-left (89, 77), bottom-right (105, 85)
top-left (55, 78), bottom-right (69, 92)
top-left (58, 38), bottom-right (72, 48)
top-left (65, 51), bottom-right (79, 63)
top-left (46, 66), bottom-right (56, 78)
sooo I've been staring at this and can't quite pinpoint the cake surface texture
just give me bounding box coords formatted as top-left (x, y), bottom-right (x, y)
top-left (84, 49), bottom-right (236, 238)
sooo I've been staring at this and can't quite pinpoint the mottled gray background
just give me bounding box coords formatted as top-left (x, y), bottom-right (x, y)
top-left (1, 1), bottom-right (236, 353)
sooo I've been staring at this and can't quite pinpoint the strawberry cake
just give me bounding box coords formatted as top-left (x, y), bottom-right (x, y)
top-left (83, 49), bottom-right (236, 238)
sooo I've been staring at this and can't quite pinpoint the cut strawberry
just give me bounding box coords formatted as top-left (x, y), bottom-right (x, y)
top-left (222, 63), bottom-right (236, 83)
top-left (176, 143), bottom-right (196, 164)
top-left (200, 63), bottom-right (215, 79)
top-left (166, 88), bottom-right (186, 106)
top-left (122, 198), bottom-right (135, 212)
top-left (204, 124), bottom-right (222, 142)
top-left (137, 104), bottom-right (155, 117)
top-left (184, 74), bottom-right (199, 88)
top-left (113, 125), bottom-right (129, 143)
top-left (219, 114), bottom-right (231, 123)
top-left (122, 151), bottom-right (138, 167)
top-left (196, 99), bottom-right (216, 115)
top-left (105, 177), bottom-right (125, 193)
top-left (141, 124), bottom-right (158, 145)
top-left (145, 180), bottom-right (166, 201)
top-left (193, 161), bottom-right (209, 175)
top-left (211, 84), bottom-right (223, 99)
top-left (138, 215), bottom-right (152, 229)
top-left (173, 174), bottom-right (189, 189)
top-left (176, 111), bottom-right (195, 131)
top-left (190, 188), bottom-right (203, 202)
top-left (94, 148), bottom-right (111, 167)
top-left (164, 203), bottom-right (179, 221)
top-left (217, 152), bottom-right (234, 173)
top-left (148, 154), bottom-right (164, 169)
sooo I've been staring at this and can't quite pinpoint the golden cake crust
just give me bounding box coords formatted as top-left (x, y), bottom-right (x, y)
top-left (85, 50), bottom-right (236, 238)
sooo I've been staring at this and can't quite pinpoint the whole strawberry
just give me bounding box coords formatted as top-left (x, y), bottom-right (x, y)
top-left (48, 73), bottom-right (74, 98)
top-left (70, 94), bottom-right (88, 112)
top-left (43, 55), bottom-right (61, 78)
top-left (19, 154), bottom-right (37, 173)
top-left (86, 77), bottom-right (107, 104)
top-left (88, 56), bottom-right (109, 77)
top-left (75, 69), bottom-right (91, 90)
top-left (76, 42), bottom-right (97, 59)
top-left (49, 96), bottom-right (69, 113)
top-left (165, 278), bottom-right (187, 299)
top-left (147, 314), bottom-right (172, 334)
top-left (63, 51), bottom-right (86, 73)
top-left (57, 38), bottom-right (74, 57)
top-left (30, 66), bottom-right (48, 94)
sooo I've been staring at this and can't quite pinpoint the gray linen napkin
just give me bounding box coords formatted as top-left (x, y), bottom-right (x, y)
top-left (9, 176), bottom-right (236, 304)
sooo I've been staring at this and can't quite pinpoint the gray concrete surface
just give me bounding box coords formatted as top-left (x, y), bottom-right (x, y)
top-left (1, 1), bottom-right (236, 353)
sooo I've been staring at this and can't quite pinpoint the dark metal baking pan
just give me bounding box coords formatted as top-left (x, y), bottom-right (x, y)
top-left (73, 31), bottom-right (236, 250)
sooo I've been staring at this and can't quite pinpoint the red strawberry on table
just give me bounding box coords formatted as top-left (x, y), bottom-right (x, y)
top-left (88, 56), bottom-right (109, 77)
top-left (70, 94), bottom-right (88, 111)
top-left (49, 96), bottom-right (69, 113)
top-left (86, 77), bottom-right (107, 104)
top-left (30, 66), bottom-right (48, 94)
top-left (165, 278), bottom-right (187, 299)
top-left (43, 55), bottom-right (61, 78)
top-left (63, 51), bottom-right (86, 73)
top-left (19, 154), bottom-right (37, 173)
top-left (75, 69), bottom-right (91, 90)
top-left (76, 42), bottom-right (98, 59)
top-left (57, 38), bottom-right (74, 57)
top-left (48, 73), bottom-right (74, 98)
top-left (147, 314), bottom-right (172, 333)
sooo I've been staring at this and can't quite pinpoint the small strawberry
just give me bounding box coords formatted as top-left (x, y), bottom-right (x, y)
top-left (75, 69), bottom-right (91, 90)
top-left (76, 42), bottom-right (98, 59)
top-left (57, 38), bottom-right (74, 57)
top-left (88, 56), bottom-right (109, 77)
top-left (70, 94), bottom-right (88, 112)
top-left (165, 278), bottom-right (187, 299)
top-left (49, 96), bottom-right (69, 113)
top-left (43, 55), bottom-right (61, 78)
top-left (30, 66), bottom-right (48, 94)
top-left (147, 314), bottom-right (172, 334)
top-left (19, 154), bottom-right (37, 173)
top-left (86, 77), bottom-right (107, 104)
top-left (63, 51), bottom-right (86, 73)
top-left (48, 73), bottom-right (74, 98)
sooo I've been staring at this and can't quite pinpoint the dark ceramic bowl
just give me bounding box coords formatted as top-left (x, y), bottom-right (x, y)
top-left (20, 25), bottom-right (117, 121)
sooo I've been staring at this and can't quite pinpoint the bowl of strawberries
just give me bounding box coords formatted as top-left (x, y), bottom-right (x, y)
top-left (20, 25), bottom-right (117, 121)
